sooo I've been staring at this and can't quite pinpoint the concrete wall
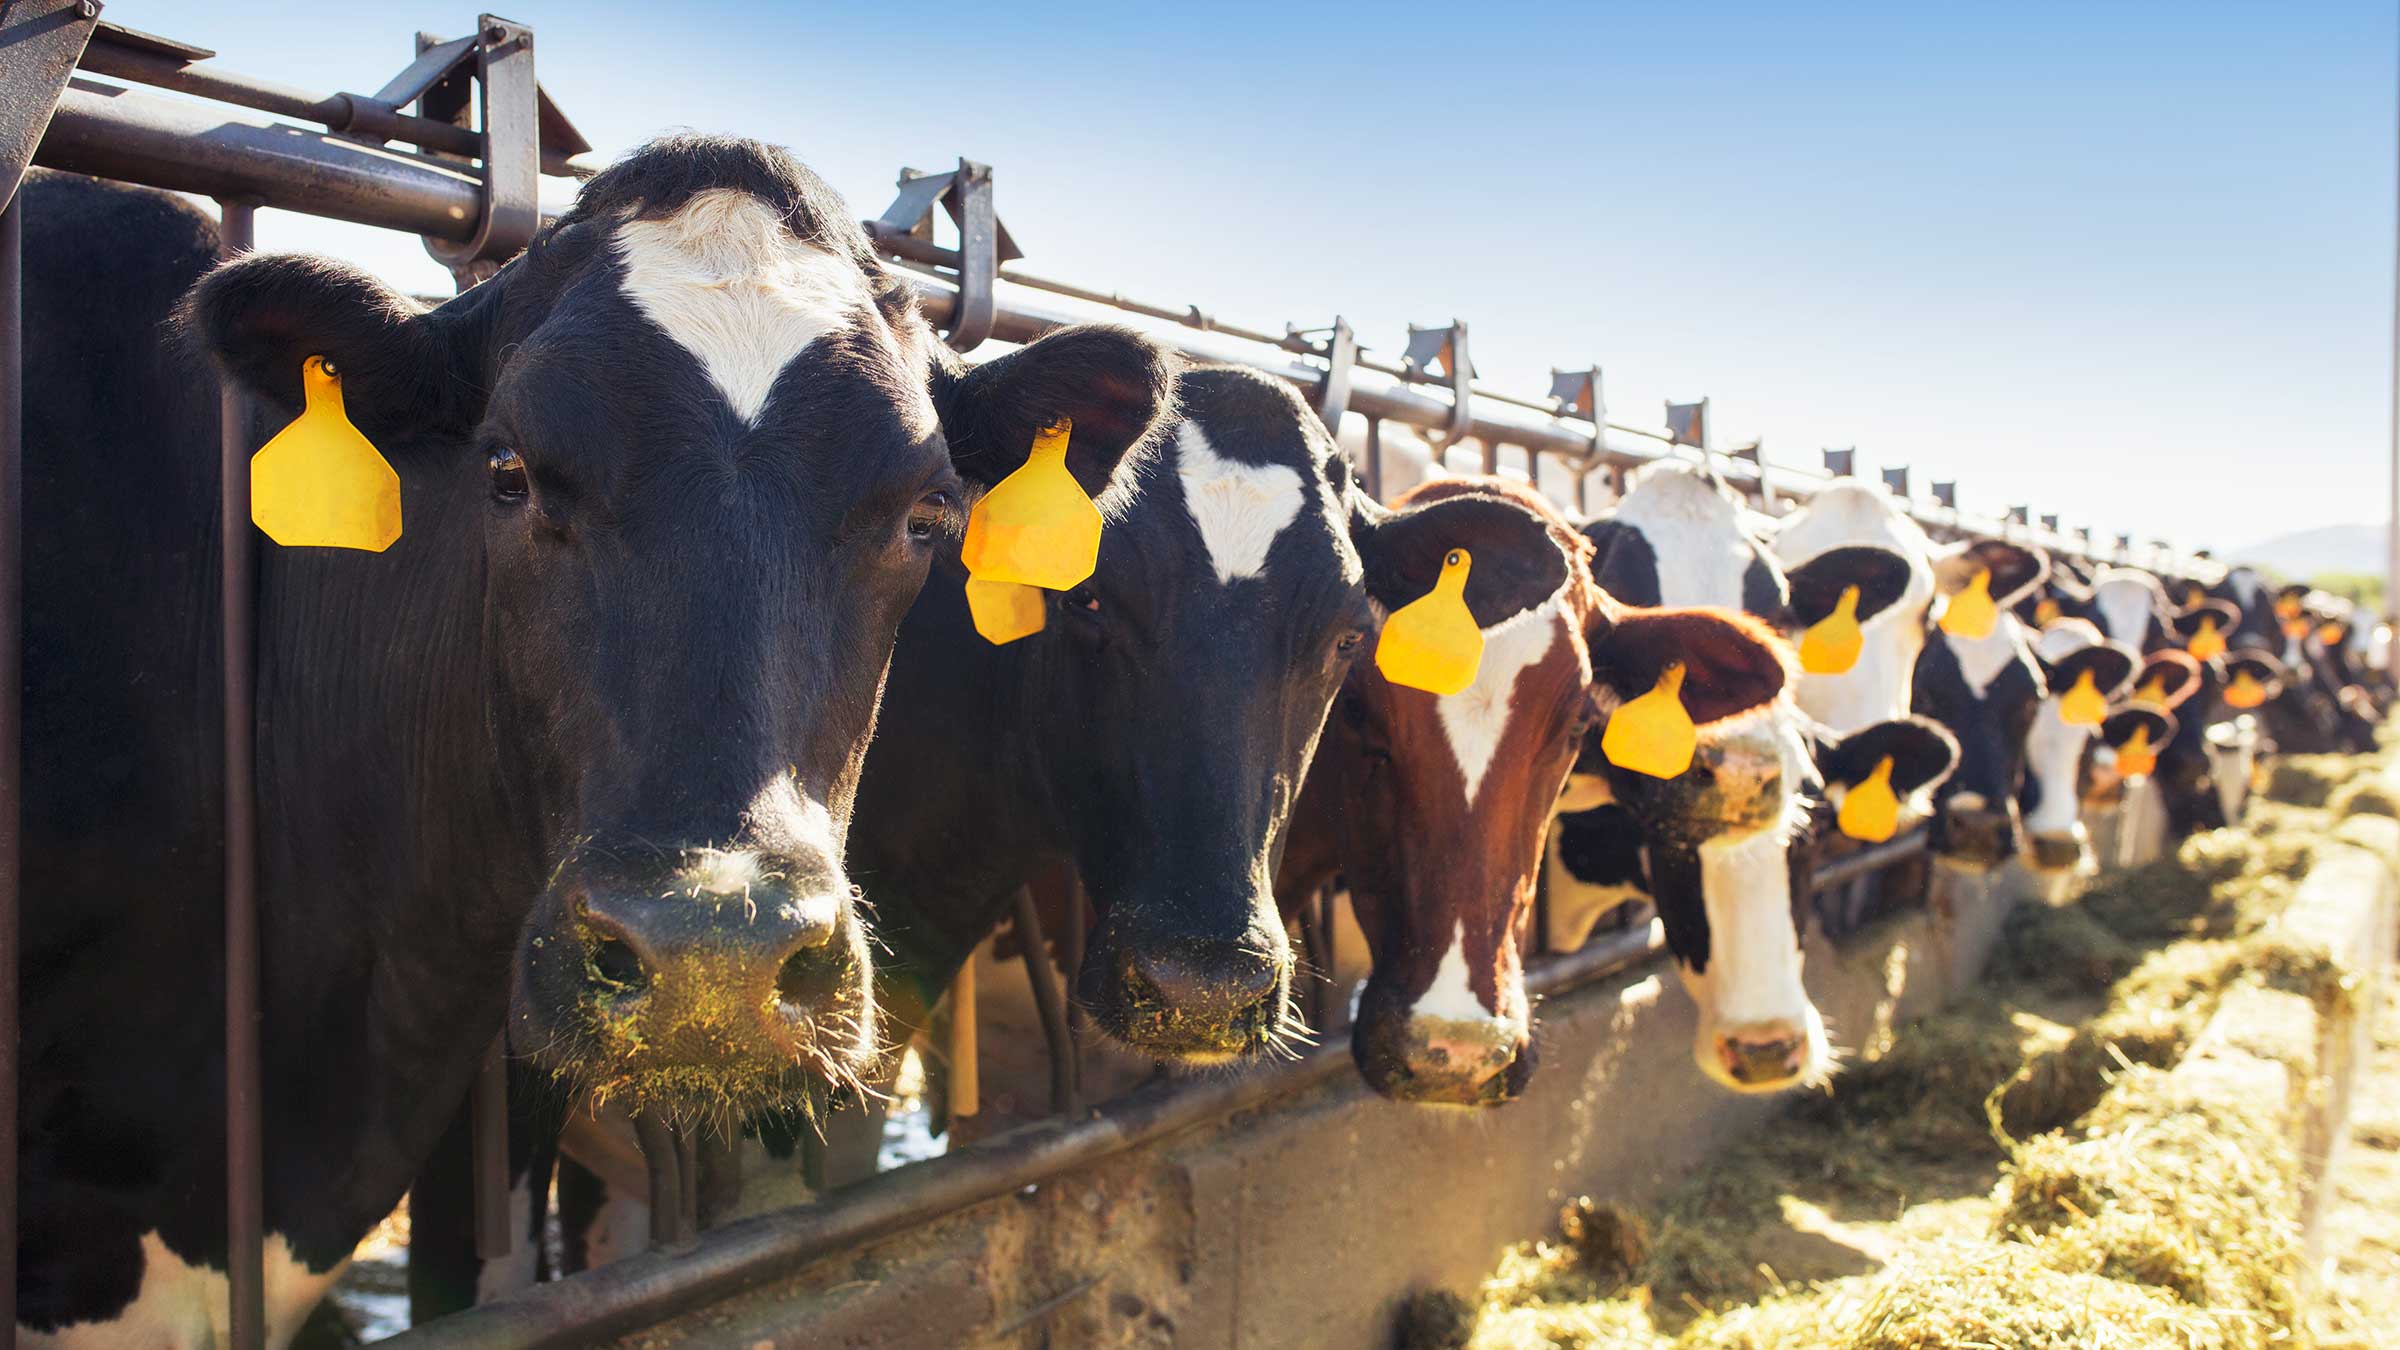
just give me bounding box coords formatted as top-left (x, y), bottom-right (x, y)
top-left (617, 860), bottom-right (2045, 1350)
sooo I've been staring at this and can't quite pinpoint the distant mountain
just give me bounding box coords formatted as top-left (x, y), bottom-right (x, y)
top-left (2227, 523), bottom-right (2387, 580)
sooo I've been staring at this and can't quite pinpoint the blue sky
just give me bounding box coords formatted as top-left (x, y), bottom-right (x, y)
top-left (109, 2), bottom-right (2397, 556)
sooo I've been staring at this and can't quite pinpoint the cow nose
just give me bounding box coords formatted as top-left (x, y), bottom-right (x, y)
top-left (1399, 1016), bottom-right (1522, 1099)
top-left (1126, 943), bottom-right (1279, 1016)
top-left (570, 861), bottom-right (853, 1049)
top-left (2027, 832), bottom-right (2085, 873)
top-left (1715, 1028), bottom-right (1809, 1088)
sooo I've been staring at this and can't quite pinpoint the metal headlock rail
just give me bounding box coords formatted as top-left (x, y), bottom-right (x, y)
top-left (0, 9), bottom-right (2220, 1349)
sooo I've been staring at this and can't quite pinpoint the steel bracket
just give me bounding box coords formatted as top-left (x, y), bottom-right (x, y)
top-left (1548, 365), bottom-right (1605, 467)
top-left (878, 159), bottom-right (1022, 353)
top-left (0, 0), bottom-right (102, 211)
top-left (2040, 513), bottom-right (2060, 534)
top-left (1881, 466), bottom-right (1910, 498)
top-left (1931, 480), bottom-right (1957, 510)
top-left (1822, 447), bottom-right (1856, 478)
top-left (1311, 316), bottom-right (1357, 430)
top-left (1401, 320), bottom-right (1473, 443)
top-left (417, 16), bottom-right (544, 288)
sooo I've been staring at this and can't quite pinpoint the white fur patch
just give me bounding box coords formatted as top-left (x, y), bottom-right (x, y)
top-left (1436, 596), bottom-right (1571, 806)
top-left (2090, 571), bottom-right (2161, 648)
top-left (19, 1231), bottom-right (346, 1350)
top-left (1412, 920), bottom-right (1490, 1021)
top-left (614, 189), bottom-right (888, 425)
top-left (1946, 613), bottom-right (2030, 698)
top-left (1175, 420), bottom-right (1306, 583)
top-left (1691, 829), bottom-right (1811, 1028)
top-left (1768, 481), bottom-right (1937, 734)
top-left (1613, 466), bottom-right (1754, 608)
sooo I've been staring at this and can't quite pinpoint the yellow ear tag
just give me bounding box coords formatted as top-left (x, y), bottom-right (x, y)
top-left (2320, 623), bottom-right (2345, 646)
top-left (1939, 568), bottom-right (1997, 639)
top-left (1601, 662), bottom-right (1697, 780)
top-left (250, 356), bottom-right (402, 552)
top-left (1798, 585), bottom-right (1864, 675)
top-left (965, 576), bottom-right (1046, 645)
top-left (1837, 756), bottom-right (1901, 843)
top-left (2058, 669), bottom-right (2107, 727)
top-left (2116, 724), bottom-right (2156, 778)
top-left (2186, 615), bottom-right (2226, 663)
top-left (2035, 597), bottom-right (2063, 625)
top-left (2185, 584), bottom-right (2206, 607)
top-left (959, 419), bottom-right (1101, 591)
top-left (1375, 548), bottom-right (1484, 696)
top-left (2275, 596), bottom-right (2303, 620)
top-left (2282, 616), bottom-right (2311, 640)
top-left (2224, 669), bottom-right (2268, 709)
top-left (2136, 674), bottom-right (2169, 705)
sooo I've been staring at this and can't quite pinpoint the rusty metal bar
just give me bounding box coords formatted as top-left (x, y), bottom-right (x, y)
top-left (216, 194), bottom-right (265, 1350)
top-left (0, 187), bottom-right (22, 1350)
top-left (378, 922), bottom-right (1665, 1350)
top-left (1804, 827), bottom-right (1929, 893)
top-left (1009, 887), bottom-right (1078, 1117)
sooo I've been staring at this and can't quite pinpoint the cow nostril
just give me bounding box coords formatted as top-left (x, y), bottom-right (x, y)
top-left (774, 946), bottom-right (842, 1012)
top-left (588, 936), bottom-right (648, 995)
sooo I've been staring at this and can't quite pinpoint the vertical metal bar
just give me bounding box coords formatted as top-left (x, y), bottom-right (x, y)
top-left (470, 1036), bottom-right (511, 1259)
top-left (1008, 887), bottom-right (1078, 1116)
top-left (217, 196), bottom-right (266, 1350)
top-left (947, 957), bottom-right (979, 1119)
top-left (0, 190), bottom-right (24, 1350)
top-left (1363, 418), bottom-right (1384, 503)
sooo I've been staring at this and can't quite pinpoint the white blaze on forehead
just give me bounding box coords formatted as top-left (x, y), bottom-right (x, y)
top-left (2230, 567), bottom-right (2263, 609)
top-left (1947, 613), bottom-right (2032, 698)
top-left (614, 188), bottom-right (891, 426)
top-left (1436, 593), bottom-right (1575, 806)
top-left (1175, 420), bottom-right (1306, 583)
top-left (1770, 481), bottom-right (1937, 734)
top-left (1613, 466), bottom-right (1754, 609)
top-left (2090, 571), bottom-right (2162, 647)
top-left (23, 1231), bottom-right (348, 1350)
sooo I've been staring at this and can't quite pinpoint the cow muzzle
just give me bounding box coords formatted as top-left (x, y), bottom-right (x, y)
top-left (1936, 794), bottom-right (2016, 869)
top-left (2024, 831), bottom-right (2086, 874)
top-left (515, 847), bottom-right (875, 1115)
top-left (1703, 1018), bottom-right (1821, 1094)
top-left (1078, 911), bottom-right (1293, 1063)
top-left (1356, 1010), bottom-right (1531, 1107)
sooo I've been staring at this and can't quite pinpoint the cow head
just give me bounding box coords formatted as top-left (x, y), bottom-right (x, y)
top-left (1324, 478), bottom-right (1793, 1105)
top-left (2084, 567), bottom-right (2179, 653)
top-left (1912, 540), bottom-right (2049, 869)
top-left (1762, 479), bottom-right (1938, 734)
top-left (190, 136), bottom-right (1173, 1118)
top-left (2017, 620), bottom-right (2138, 874)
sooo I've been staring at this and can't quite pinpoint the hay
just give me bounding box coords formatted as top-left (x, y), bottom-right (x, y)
top-left (1438, 741), bottom-right (2388, 1350)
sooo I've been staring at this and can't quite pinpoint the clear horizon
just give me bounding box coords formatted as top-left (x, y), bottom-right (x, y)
top-left (91, 1), bottom-right (2400, 560)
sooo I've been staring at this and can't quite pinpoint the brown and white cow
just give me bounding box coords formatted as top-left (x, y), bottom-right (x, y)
top-left (1278, 476), bottom-right (1795, 1105)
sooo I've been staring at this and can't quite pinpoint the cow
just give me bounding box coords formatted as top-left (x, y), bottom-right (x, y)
top-left (2016, 620), bottom-right (2139, 875)
top-left (1760, 478), bottom-right (1938, 735)
top-left (1274, 475), bottom-right (1799, 1104)
top-left (1908, 539), bottom-right (2052, 868)
top-left (16, 138), bottom-right (1175, 1349)
top-left (1545, 466), bottom-right (1958, 1092)
top-left (2080, 566), bottom-right (2182, 654)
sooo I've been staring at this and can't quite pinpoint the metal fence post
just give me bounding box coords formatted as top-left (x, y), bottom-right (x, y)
top-left (0, 186), bottom-right (22, 1350)
top-left (216, 194), bottom-right (265, 1350)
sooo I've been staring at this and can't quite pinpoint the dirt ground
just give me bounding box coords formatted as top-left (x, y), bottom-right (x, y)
top-left (2302, 962), bottom-right (2400, 1348)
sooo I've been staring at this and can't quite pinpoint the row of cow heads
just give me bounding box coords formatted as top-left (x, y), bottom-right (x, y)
top-left (192, 135), bottom-right (1186, 1121)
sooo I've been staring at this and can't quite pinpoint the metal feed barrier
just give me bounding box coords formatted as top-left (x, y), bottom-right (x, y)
top-left (0, 9), bottom-right (2221, 1348)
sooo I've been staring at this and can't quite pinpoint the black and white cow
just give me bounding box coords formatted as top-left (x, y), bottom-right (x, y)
top-left (1545, 466), bottom-right (1956, 1091)
top-left (16, 140), bottom-right (1173, 1347)
top-left (1909, 540), bottom-right (2053, 867)
top-left (1762, 479), bottom-right (1939, 735)
top-left (2016, 619), bottom-right (2140, 874)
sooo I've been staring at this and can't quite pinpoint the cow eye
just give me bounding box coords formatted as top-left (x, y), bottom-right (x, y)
top-left (1064, 586), bottom-right (1102, 616)
top-left (488, 449), bottom-right (528, 502)
top-left (1335, 630), bottom-right (1366, 655)
top-left (906, 490), bottom-right (956, 542)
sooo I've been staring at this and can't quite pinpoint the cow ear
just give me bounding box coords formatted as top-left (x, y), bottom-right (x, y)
top-left (2044, 641), bottom-right (2138, 700)
top-left (931, 324), bottom-right (1177, 491)
top-left (183, 252), bottom-right (492, 447)
top-left (1591, 606), bottom-right (1792, 726)
top-left (1938, 539), bottom-right (2049, 606)
top-left (1785, 545), bottom-right (1916, 627)
top-left (1354, 490), bottom-right (1568, 626)
top-left (2132, 650), bottom-right (2203, 708)
top-left (1816, 716), bottom-right (1958, 795)
top-left (2102, 705), bottom-right (2176, 750)
top-left (2225, 649), bottom-right (2288, 695)
top-left (2172, 599), bottom-right (2240, 639)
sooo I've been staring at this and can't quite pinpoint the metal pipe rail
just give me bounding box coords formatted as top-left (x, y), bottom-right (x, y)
top-left (376, 837), bottom-right (1925, 1350)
